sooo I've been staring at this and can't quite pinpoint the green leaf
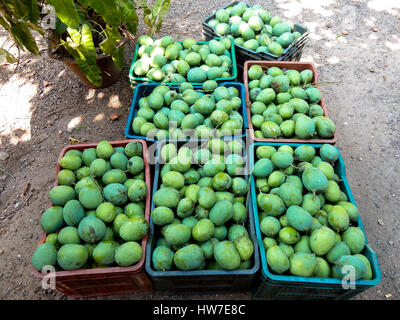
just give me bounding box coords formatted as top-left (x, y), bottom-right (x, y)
top-left (67, 27), bottom-right (82, 45)
top-left (0, 48), bottom-right (18, 64)
top-left (27, 0), bottom-right (40, 24)
top-left (10, 21), bottom-right (39, 55)
top-left (112, 45), bottom-right (124, 70)
top-left (6, 0), bottom-right (29, 20)
top-left (116, 0), bottom-right (138, 34)
top-left (62, 37), bottom-right (103, 87)
top-left (140, 0), bottom-right (153, 29)
top-left (86, 0), bottom-right (121, 27)
top-left (99, 25), bottom-right (120, 56)
top-left (0, 15), bottom-right (11, 32)
top-left (155, 0), bottom-right (170, 33)
top-left (55, 17), bottom-right (68, 35)
top-left (46, 0), bottom-right (80, 28)
top-left (80, 24), bottom-right (97, 59)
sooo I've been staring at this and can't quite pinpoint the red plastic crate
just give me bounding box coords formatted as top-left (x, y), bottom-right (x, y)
top-left (243, 61), bottom-right (337, 145)
top-left (32, 139), bottom-right (153, 298)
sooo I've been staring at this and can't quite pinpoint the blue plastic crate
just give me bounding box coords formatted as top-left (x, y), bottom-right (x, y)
top-left (124, 82), bottom-right (249, 142)
top-left (248, 142), bottom-right (382, 300)
top-left (144, 140), bottom-right (260, 294)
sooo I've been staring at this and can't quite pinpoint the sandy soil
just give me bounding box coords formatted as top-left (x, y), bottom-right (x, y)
top-left (0, 0), bottom-right (399, 300)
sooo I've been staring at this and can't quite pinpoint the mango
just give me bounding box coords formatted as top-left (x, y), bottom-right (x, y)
top-left (92, 241), bottom-right (117, 265)
top-left (198, 187), bottom-right (216, 209)
top-left (89, 158), bottom-right (107, 178)
top-left (259, 194), bottom-right (285, 217)
top-left (354, 254), bottom-right (373, 280)
top-left (263, 237), bottom-right (278, 250)
top-left (260, 216), bottom-right (281, 237)
top-left (57, 226), bottom-right (80, 245)
top-left (232, 202), bottom-right (247, 223)
top-left (96, 140), bottom-right (114, 160)
top-left (342, 227), bottom-right (366, 254)
top-left (152, 245), bottom-right (174, 271)
top-left (234, 236), bottom-right (254, 261)
top-left (32, 243), bottom-right (57, 271)
top-left (214, 241), bottom-right (241, 270)
top-left (164, 223), bottom-right (191, 246)
top-left (103, 183), bottom-right (128, 206)
top-left (309, 225), bottom-right (336, 255)
top-left (279, 182), bottom-right (303, 207)
top-left (320, 144), bottom-right (339, 164)
top-left (271, 151), bottom-right (293, 169)
top-left (209, 200), bottom-right (233, 226)
top-left (266, 245), bottom-right (289, 274)
top-left (115, 241), bottom-right (143, 267)
top-left (302, 167), bottom-right (329, 194)
top-left (315, 257), bottom-right (331, 278)
top-left (228, 224), bottom-right (249, 242)
top-left (192, 218), bottom-right (215, 242)
top-left (125, 141), bottom-right (143, 157)
top-left (328, 205), bottom-right (350, 232)
top-left (40, 206), bottom-right (64, 233)
top-left (57, 244), bottom-right (88, 270)
top-left (128, 180), bottom-right (147, 203)
top-left (78, 184), bottom-right (103, 210)
top-left (151, 206), bottom-right (175, 226)
top-left (78, 216), bottom-right (106, 243)
top-left (294, 235), bottom-right (311, 254)
top-left (63, 199), bottom-right (85, 227)
top-left (324, 180), bottom-right (341, 202)
top-left (174, 244), bottom-right (205, 271)
top-left (334, 255), bottom-right (366, 280)
top-left (213, 225), bottom-right (227, 241)
top-left (294, 115), bottom-right (315, 139)
top-left (253, 158), bottom-right (273, 178)
top-left (338, 201), bottom-right (359, 223)
top-left (212, 172), bottom-right (232, 191)
top-left (57, 169), bottom-right (76, 186)
top-left (286, 205), bottom-right (313, 232)
top-left (177, 197), bottom-right (195, 218)
top-left (60, 154), bottom-right (82, 171)
top-left (119, 217), bottom-right (149, 241)
top-left (326, 241), bottom-right (351, 264)
top-left (289, 252), bottom-right (318, 277)
top-left (279, 243), bottom-right (295, 257)
top-left (49, 185), bottom-right (76, 206)
top-left (82, 148), bottom-right (97, 167)
top-left (301, 193), bottom-right (321, 216)
top-left (278, 226), bottom-right (300, 245)
top-left (182, 216), bottom-right (198, 230)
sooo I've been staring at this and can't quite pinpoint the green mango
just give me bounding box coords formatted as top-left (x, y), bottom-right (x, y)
top-left (263, 237), bottom-right (278, 250)
top-left (324, 180), bottom-right (341, 202)
top-left (127, 180), bottom-right (147, 203)
top-left (259, 194), bottom-right (285, 217)
top-left (267, 41), bottom-right (283, 55)
top-left (256, 145), bottom-right (276, 159)
top-left (272, 22), bottom-right (291, 36)
top-left (301, 193), bottom-right (321, 216)
top-left (279, 183), bottom-right (303, 207)
top-left (57, 226), bottom-right (80, 245)
top-left (151, 206), bottom-right (175, 226)
top-left (309, 104), bottom-right (324, 118)
top-left (279, 243), bottom-right (295, 257)
top-left (89, 158), bottom-right (107, 178)
top-left (316, 116), bottom-right (336, 138)
top-left (60, 154), bottom-right (82, 171)
top-left (82, 148), bottom-right (97, 167)
top-left (286, 205), bottom-right (313, 232)
top-left (300, 70), bottom-right (313, 84)
top-left (294, 115), bottom-right (315, 139)
top-left (290, 98), bottom-right (309, 114)
top-left (256, 88), bottom-right (276, 104)
top-left (213, 226), bottom-right (227, 241)
top-left (305, 87), bottom-right (322, 103)
top-left (232, 202), bottom-right (247, 223)
top-left (253, 158), bottom-right (273, 177)
top-left (234, 236), bottom-right (254, 260)
top-left (63, 199), bottom-right (85, 226)
top-left (96, 140), bottom-right (114, 160)
top-left (326, 241), bottom-right (351, 264)
top-left (119, 217), bottom-right (148, 241)
top-left (260, 216), bottom-right (281, 237)
top-left (302, 167), bottom-right (329, 194)
top-left (289, 252), bottom-right (318, 277)
top-left (49, 185), bottom-right (75, 206)
top-left (315, 257), bottom-right (331, 278)
top-left (338, 202), bottom-right (359, 223)
top-left (328, 205), bottom-right (350, 232)
top-left (45, 233), bottom-right (60, 250)
top-left (309, 225), bottom-right (336, 255)
top-left (78, 216), bottom-right (106, 243)
top-left (40, 206), bottom-right (64, 233)
top-left (294, 235), bottom-right (311, 254)
top-left (152, 245), bottom-right (174, 271)
top-left (92, 241), bottom-right (117, 265)
top-left (320, 144), bottom-right (339, 164)
top-left (261, 120), bottom-right (281, 138)
top-left (174, 244), bottom-right (205, 271)
top-left (112, 214), bottom-right (129, 235)
top-left (95, 202), bottom-right (117, 223)
top-left (177, 197), bottom-right (195, 218)
top-left (115, 241), bottom-right (142, 267)
top-left (209, 200), bottom-right (233, 226)
top-left (103, 183), bottom-right (128, 206)
top-left (32, 243), bottom-right (57, 271)
top-left (266, 245), bottom-right (289, 274)
top-left (192, 218), bottom-right (215, 242)
top-left (228, 224), bottom-right (249, 242)
top-left (342, 227), bottom-right (366, 254)
top-left (354, 254), bottom-right (373, 280)
top-left (271, 151), bottom-right (293, 169)
top-left (164, 223), bottom-right (191, 246)
top-left (248, 65), bottom-right (263, 80)
top-left (334, 255), bottom-right (367, 280)
top-left (294, 145), bottom-right (315, 162)
top-left (57, 169), bottom-right (75, 186)
top-left (278, 226), bottom-right (300, 245)
top-left (214, 241), bottom-right (241, 270)
top-left (187, 67), bottom-right (207, 83)
top-left (57, 244), bottom-right (88, 270)
top-left (198, 187), bottom-right (217, 209)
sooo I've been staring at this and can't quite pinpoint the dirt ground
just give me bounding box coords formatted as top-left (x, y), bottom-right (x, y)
top-left (0, 0), bottom-right (399, 300)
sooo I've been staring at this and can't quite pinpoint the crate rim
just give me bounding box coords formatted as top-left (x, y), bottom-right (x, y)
top-left (145, 140), bottom-right (260, 278)
top-left (248, 141), bottom-right (382, 287)
top-left (124, 81), bottom-right (249, 142)
top-left (129, 37), bottom-right (237, 85)
top-left (32, 139), bottom-right (152, 279)
top-left (243, 60), bottom-right (338, 144)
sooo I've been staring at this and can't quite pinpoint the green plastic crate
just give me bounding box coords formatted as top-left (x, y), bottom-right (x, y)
top-left (249, 142), bottom-right (382, 300)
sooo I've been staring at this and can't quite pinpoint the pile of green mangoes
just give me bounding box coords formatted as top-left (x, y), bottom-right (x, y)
top-left (150, 142), bottom-right (255, 271)
top-left (32, 140), bottom-right (149, 271)
top-left (131, 35), bottom-right (234, 83)
top-left (247, 65), bottom-right (336, 140)
top-left (253, 144), bottom-right (373, 280)
top-left (207, 2), bottom-right (302, 56)
top-left (132, 82), bottom-right (244, 140)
